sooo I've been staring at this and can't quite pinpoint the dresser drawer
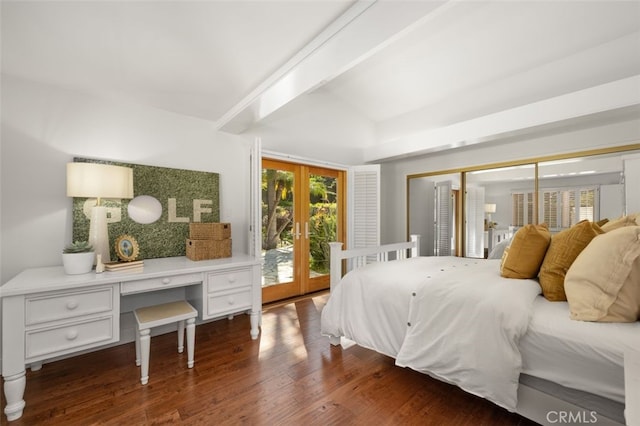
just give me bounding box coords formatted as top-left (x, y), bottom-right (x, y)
top-left (26, 286), bottom-right (116, 326)
top-left (25, 316), bottom-right (117, 361)
top-left (206, 268), bottom-right (253, 293)
top-left (207, 286), bottom-right (252, 317)
top-left (121, 272), bottom-right (203, 294)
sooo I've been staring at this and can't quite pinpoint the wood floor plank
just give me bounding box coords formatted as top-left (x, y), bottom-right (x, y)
top-left (1, 293), bottom-right (539, 425)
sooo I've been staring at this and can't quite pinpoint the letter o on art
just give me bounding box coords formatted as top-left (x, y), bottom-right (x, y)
top-left (128, 195), bottom-right (162, 224)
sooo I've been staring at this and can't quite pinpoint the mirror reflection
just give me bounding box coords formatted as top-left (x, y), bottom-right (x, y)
top-left (407, 147), bottom-right (640, 259)
top-left (538, 153), bottom-right (627, 229)
top-left (408, 173), bottom-right (461, 257)
top-left (465, 164), bottom-right (535, 258)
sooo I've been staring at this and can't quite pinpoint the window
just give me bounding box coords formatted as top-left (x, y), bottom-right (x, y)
top-left (542, 190), bottom-right (559, 228)
top-left (511, 192), bottom-right (534, 227)
top-left (542, 187), bottom-right (597, 231)
top-left (512, 186), bottom-right (598, 230)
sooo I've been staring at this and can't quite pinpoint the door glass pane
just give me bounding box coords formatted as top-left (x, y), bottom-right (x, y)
top-left (261, 167), bottom-right (295, 287)
top-left (308, 173), bottom-right (337, 279)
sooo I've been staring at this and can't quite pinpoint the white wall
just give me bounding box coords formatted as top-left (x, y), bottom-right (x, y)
top-left (1, 75), bottom-right (253, 284)
top-left (381, 117), bottom-right (640, 244)
top-left (241, 90), bottom-right (376, 165)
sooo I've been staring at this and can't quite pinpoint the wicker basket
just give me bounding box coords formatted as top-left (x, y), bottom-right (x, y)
top-left (186, 238), bottom-right (232, 260)
top-left (189, 223), bottom-right (231, 240)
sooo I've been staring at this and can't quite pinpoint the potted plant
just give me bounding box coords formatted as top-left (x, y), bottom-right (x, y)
top-left (62, 241), bottom-right (95, 275)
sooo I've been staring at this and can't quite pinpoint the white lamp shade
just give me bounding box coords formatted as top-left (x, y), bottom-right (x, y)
top-left (67, 162), bottom-right (134, 199)
top-left (484, 203), bottom-right (497, 214)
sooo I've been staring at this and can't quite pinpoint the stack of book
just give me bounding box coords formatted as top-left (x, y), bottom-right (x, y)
top-left (103, 260), bottom-right (144, 273)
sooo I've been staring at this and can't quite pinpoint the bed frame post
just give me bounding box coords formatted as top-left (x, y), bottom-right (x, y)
top-left (410, 234), bottom-right (420, 257)
top-left (329, 241), bottom-right (343, 292)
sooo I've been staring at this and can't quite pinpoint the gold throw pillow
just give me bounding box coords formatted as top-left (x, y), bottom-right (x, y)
top-left (539, 220), bottom-right (604, 301)
top-left (500, 223), bottom-right (550, 279)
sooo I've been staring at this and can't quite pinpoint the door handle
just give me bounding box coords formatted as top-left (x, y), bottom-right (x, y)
top-left (305, 222), bottom-right (310, 239)
top-left (294, 222), bottom-right (301, 240)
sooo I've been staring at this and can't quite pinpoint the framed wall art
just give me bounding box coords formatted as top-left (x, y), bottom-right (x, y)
top-left (71, 157), bottom-right (220, 259)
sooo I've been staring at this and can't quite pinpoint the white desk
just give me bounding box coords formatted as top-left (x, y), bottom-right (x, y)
top-left (1, 255), bottom-right (261, 422)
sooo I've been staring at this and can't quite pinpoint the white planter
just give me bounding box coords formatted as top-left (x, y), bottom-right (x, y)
top-left (62, 252), bottom-right (95, 275)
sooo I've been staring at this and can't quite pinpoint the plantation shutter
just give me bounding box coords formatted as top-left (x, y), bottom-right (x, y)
top-left (562, 190), bottom-right (574, 228)
top-left (435, 181), bottom-right (452, 256)
top-left (512, 192), bottom-right (535, 227)
top-left (541, 187), bottom-right (598, 231)
top-left (512, 193), bottom-right (524, 226)
top-left (348, 164), bottom-right (380, 250)
top-left (542, 190), bottom-right (560, 230)
top-left (579, 188), bottom-right (596, 222)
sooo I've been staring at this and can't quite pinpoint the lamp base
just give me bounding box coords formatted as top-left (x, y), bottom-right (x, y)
top-left (89, 206), bottom-right (111, 264)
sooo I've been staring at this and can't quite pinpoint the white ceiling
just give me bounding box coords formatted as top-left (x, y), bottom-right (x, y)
top-left (328, 1), bottom-right (640, 123)
top-left (1, 0), bottom-right (353, 120)
top-left (2, 1), bottom-right (640, 164)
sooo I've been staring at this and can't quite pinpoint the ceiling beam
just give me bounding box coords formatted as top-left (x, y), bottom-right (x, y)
top-left (217, 0), bottom-right (449, 134)
top-left (364, 75), bottom-right (640, 162)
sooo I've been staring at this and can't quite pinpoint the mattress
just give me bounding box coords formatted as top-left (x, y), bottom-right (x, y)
top-left (519, 295), bottom-right (640, 404)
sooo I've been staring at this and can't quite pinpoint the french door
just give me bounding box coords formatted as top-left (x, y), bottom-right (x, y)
top-left (261, 159), bottom-right (345, 304)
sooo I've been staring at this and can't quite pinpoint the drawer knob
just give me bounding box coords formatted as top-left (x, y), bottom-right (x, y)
top-left (66, 330), bottom-right (78, 340)
top-left (227, 275), bottom-right (236, 283)
top-left (228, 296), bottom-right (235, 305)
top-left (66, 300), bottom-right (79, 310)
top-left (162, 278), bottom-right (171, 285)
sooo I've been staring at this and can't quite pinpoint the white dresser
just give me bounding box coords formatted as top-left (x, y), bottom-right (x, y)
top-left (1, 255), bottom-right (261, 422)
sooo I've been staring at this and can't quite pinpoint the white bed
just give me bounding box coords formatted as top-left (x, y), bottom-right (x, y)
top-left (321, 238), bottom-right (639, 426)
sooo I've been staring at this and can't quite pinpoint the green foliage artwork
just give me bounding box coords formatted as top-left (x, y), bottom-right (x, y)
top-left (71, 158), bottom-right (220, 259)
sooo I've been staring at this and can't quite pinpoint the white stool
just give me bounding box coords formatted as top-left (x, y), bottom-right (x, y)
top-left (133, 300), bottom-right (198, 385)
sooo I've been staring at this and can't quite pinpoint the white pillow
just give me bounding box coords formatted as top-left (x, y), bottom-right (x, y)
top-left (565, 226), bottom-right (640, 322)
top-left (488, 238), bottom-right (511, 259)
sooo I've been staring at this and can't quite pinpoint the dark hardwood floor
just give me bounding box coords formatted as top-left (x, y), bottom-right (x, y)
top-left (2, 293), bottom-right (539, 425)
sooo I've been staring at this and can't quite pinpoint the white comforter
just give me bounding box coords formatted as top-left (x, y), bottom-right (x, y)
top-left (320, 256), bottom-right (541, 411)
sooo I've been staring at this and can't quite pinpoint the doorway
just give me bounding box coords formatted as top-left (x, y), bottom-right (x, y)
top-left (261, 159), bottom-right (345, 304)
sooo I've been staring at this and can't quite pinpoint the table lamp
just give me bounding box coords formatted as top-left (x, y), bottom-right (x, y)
top-left (67, 162), bottom-right (134, 263)
top-left (484, 203), bottom-right (496, 227)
